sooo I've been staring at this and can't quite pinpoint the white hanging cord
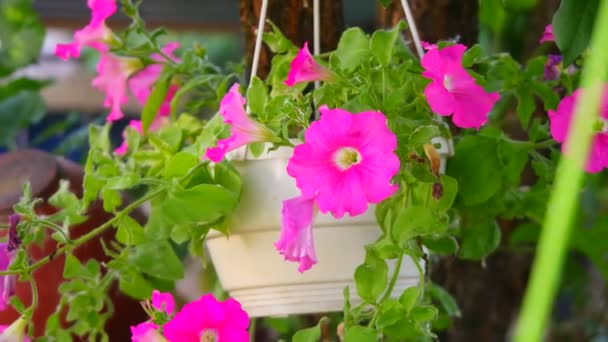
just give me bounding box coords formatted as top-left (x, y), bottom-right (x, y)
top-left (313, 0), bottom-right (321, 119)
top-left (249, 0), bottom-right (269, 87)
top-left (400, 0), bottom-right (424, 59)
top-left (313, 0), bottom-right (321, 57)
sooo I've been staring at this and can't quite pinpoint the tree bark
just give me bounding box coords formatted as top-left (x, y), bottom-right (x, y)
top-left (239, 0), bottom-right (344, 80)
top-left (376, 0), bottom-right (479, 47)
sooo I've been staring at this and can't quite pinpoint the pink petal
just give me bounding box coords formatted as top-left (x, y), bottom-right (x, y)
top-left (205, 83), bottom-right (272, 162)
top-left (151, 290), bottom-right (175, 314)
top-left (287, 106), bottom-right (399, 218)
top-left (92, 52), bottom-right (134, 122)
top-left (275, 195), bottom-right (317, 272)
top-left (130, 322), bottom-right (160, 342)
top-left (424, 81), bottom-right (456, 117)
top-left (285, 42), bottom-right (331, 86)
top-left (451, 84), bottom-right (500, 129)
top-left (539, 24), bottom-right (554, 43)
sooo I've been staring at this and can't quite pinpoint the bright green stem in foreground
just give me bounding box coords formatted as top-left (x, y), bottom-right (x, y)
top-left (514, 2), bottom-right (608, 341)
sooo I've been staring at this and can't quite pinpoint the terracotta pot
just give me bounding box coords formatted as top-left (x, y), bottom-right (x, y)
top-left (0, 150), bottom-right (147, 339)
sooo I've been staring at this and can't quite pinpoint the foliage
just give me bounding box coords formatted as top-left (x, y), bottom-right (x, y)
top-left (0, 0), bottom-right (48, 148)
top-left (2, 0), bottom-right (607, 340)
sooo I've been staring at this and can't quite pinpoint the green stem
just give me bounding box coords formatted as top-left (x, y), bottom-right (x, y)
top-left (514, 3), bottom-right (608, 341)
top-left (33, 218), bottom-right (72, 244)
top-left (380, 252), bottom-right (404, 303)
top-left (25, 275), bottom-right (38, 319)
top-left (249, 317), bottom-right (256, 342)
top-left (0, 187), bottom-right (165, 276)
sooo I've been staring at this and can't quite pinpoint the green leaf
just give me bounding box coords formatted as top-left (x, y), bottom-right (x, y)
top-left (0, 0), bottom-right (45, 76)
top-left (163, 152), bottom-right (199, 179)
top-left (410, 305), bottom-right (439, 323)
top-left (399, 286), bottom-right (420, 312)
top-left (64, 254), bottom-right (90, 279)
top-left (116, 216), bottom-right (146, 246)
top-left (458, 218), bottom-right (501, 260)
top-left (370, 23), bottom-right (403, 65)
top-left (248, 142), bottom-right (266, 158)
top-left (432, 175), bottom-right (458, 213)
top-left (355, 252), bottom-right (388, 302)
top-left (377, 0), bottom-right (394, 7)
top-left (161, 184), bottom-right (238, 225)
top-left (421, 235), bottom-right (459, 255)
top-left (130, 241), bottom-right (184, 280)
top-left (462, 45), bottom-right (482, 67)
top-left (335, 28), bottom-right (370, 71)
top-left (104, 172), bottom-right (140, 190)
top-left (344, 326), bottom-right (377, 342)
top-left (101, 188), bottom-right (122, 213)
top-left (498, 141), bottom-right (529, 186)
top-left (246, 77), bottom-right (268, 115)
top-left (515, 87), bottom-right (535, 129)
top-left (552, 0), bottom-right (599, 65)
top-left (376, 299), bottom-right (407, 329)
top-left (429, 283), bottom-right (461, 317)
top-left (212, 162), bottom-right (242, 195)
top-left (392, 206), bottom-right (444, 244)
top-left (447, 136), bottom-right (502, 206)
top-left (292, 317), bottom-right (328, 342)
top-left (408, 125), bottom-right (442, 147)
top-left (118, 269), bottom-right (155, 299)
top-left (142, 68), bottom-right (172, 133)
top-left (263, 21), bottom-right (297, 54)
top-left (0, 91), bottom-right (45, 148)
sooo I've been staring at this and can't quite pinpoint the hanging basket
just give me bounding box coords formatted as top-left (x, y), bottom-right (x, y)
top-left (205, 138), bottom-right (452, 317)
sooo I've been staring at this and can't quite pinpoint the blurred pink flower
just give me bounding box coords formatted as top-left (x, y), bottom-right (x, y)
top-left (205, 83), bottom-right (275, 162)
top-left (0, 243), bottom-right (16, 311)
top-left (114, 117), bottom-right (168, 155)
top-left (131, 322), bottom-right (163, 342)
top-left (163, 294), bottom-right (249, 342)
top-left (421, 44), bottom-right (499, 129)
top-left (129, 42), bottom-right (181, 117)
top-left (274, 195), bottom-right (317, 272)
top-left (55, 0), bottom-right (116, 60)
top-left (285, 42), bottom-right (332, 86)
top-left (0, 318), bottom-right (29, 342)
top-left (548, 87), bottom-right (608, 173)
top-left (151, 290), bottom-right (175, 315)
top-left (540, 24), bottom-right (555, 43)
top-left (92, 52), bottom-right (141, 122)
top-left (421, 41), bottom-right (437, 51)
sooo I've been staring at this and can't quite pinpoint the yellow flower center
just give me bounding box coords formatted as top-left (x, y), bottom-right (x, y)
top-left (200, 329), bottom-right (218, 342)
top-left (334, 147), bottom-right (362, 170)
top-left (443, 75), bottom-right (454, 92)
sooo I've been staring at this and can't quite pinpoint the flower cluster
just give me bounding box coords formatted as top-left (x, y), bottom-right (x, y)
top-left (131, 291), bottom-right (249, 342)
top-left (54, 0), bottom-right (180, 139)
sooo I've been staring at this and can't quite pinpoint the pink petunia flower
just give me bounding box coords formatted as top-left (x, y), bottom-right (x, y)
top-left (285, 42), bottom-right (332, 87)
top-left (287, 105), bottom-right (400, 218)
top-left (0, 318), bottom-right (29, 342)
top-left (131, 322), bottom-right (164, 342)
top-left (421, 44), bottom-right (500, 129)
top-left (548, 87), bottom-right (608, 173)
top-left (129, 42), bottom-right (181, 117)
top-left (540, 24), bottom-right (555, 43)
top-left (274, 195), bottom-right (317, 272)
top-left (0, 243), bottom-right (16, 311)
top-left (151, 290), bottom-right (175, 315)
top-left (55, 0), bottom-right (116, 60)
top-left (163, 294), bottom-right (249, 342)
top-left (205, 83), bottom-right (275, 162)
top-left (130, 291), bottom-right (175, 342)
top-left (421, 41), bottom-right (437, 51)
top-left (92, 51), bottom-right (141, 122)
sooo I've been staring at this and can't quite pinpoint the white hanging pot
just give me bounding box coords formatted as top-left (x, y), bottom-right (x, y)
top-left (204, 137), bottom-right (452, 318)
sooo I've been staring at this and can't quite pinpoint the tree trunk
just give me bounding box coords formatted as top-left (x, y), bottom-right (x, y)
top-left (376, 0), bottom-right (479, 47)
top-left (239, 0), bottom-right (344, 80)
